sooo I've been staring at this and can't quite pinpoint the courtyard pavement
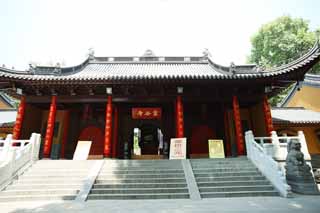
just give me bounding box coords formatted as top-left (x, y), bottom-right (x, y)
top-left (1, 195), bottom-right (320, 213)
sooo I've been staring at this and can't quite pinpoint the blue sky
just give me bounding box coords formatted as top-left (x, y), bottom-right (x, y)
top-left (0, 0), bottom-right (319, 70)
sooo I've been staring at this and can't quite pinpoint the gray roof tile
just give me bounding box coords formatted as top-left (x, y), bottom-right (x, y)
top-left (272, 108), bottom-right (320, 124)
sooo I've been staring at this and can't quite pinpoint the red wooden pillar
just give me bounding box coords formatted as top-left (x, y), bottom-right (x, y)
top-left (104, 95), bottom-right (112, 157)
top-left (43, 95), bottom-right (57, 158)
top-left (263, 95), bottom-right (274, 135)
top-left (112, 107), bottom-right (118, 158)
top-left (232, 95), bottom-right (245, 155)
top-left (176, 95), bottom-right (184, 138)
top-left (12, 96), bottom-right (26, 140)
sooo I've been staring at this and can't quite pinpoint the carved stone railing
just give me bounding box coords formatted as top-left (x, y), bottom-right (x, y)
top-left (0, 133), bottom-right (41, 190)
top-left (253, 131), bottom-right (310, 161)
top-left (245, 130), bottom-right (292, 197)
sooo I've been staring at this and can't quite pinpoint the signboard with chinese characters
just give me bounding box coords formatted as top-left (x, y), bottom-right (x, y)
top-left (169, 138), bottom-right (187, 159)
top-left (208, 139), bottom-right (225, 158)
top-left (132, 108), bottom-right (161, 120)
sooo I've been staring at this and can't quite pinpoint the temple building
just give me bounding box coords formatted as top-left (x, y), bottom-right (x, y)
top-left (0, 43), bottom-right (320, 160)
top-left (0, 92), bottom-right (16, 139)
top-left (275, 73), bottom-right (320, 171)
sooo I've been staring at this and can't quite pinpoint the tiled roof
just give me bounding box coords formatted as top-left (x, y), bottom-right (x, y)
top-left (0, 92), bottom-right (16, 108)
top-left (272, 108), bottom-right (320, 124)
top-left (0, 41), bottom-right (319, 83)
top-left (303, 74), bottom-right (320, 87)
top-left (280, 73), bottom-right (320, 107)
top-left (0, 121), bottom-right (14, 128)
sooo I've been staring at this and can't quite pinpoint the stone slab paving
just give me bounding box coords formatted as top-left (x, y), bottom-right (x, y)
top-left (1, 195), bottom-right (320, 213)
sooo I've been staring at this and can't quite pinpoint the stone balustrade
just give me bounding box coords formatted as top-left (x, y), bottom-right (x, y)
top-left (0, 133), bottom-right (41, 190)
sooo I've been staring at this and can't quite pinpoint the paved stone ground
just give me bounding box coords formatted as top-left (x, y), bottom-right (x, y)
top-left (1, 195), bottom-right (320, 213)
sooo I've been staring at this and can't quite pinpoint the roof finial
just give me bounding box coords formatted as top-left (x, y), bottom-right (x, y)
top-left (230, 62), bottom-right (236, 74)
top-left (202, 48), bottom-right (212, 58)
top-left (143, 49), bottom-right (155, 57)
top-left (88, 48), bottom-right (95, 60)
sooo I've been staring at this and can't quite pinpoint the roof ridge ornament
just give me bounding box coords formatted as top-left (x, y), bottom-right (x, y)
top-left (143, 49), bottom-right (156, 57)
top-left (53, 63), bottom-right (61, 75)
top-left (88, 48), bottom-right (95, 60)
top-left (230, 62), bottom-right (236, 74)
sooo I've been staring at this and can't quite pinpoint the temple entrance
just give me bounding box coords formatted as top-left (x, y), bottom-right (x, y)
top-left (139, 123), bottom-right (160, 155)
top-left (131, 123), bottom-right (164, 159)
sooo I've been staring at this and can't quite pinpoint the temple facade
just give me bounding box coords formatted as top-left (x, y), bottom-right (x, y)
top-left (1, 43), bottom-right (320, 160)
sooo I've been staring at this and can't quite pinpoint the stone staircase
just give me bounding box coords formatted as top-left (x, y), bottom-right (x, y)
top-left (0, 160), bottom-right (95, 202)
top-left (87, 160), bottom-right (189, 200)
top-left (191, 157), bottom-right (279, 198)
top-left (0, 158), bottom-right (281, 201)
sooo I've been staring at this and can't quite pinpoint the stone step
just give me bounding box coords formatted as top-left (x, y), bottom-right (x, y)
top-left (199, 185), bottom-right (274, 193)
top-left (97, 173), bottom-right (185, 179)
top-left (20, 174), bottom-right (88, 179)
top-left (93, 183), bottom-right (187, 189)
top-left (197, 180), bottom-right (270, 187)
top-left (193, 168), bottom-right (258, 173)
top-left (191, 162), bottom-right (253, 167)
top-left (196, 175), bottom-right (266, 182)
top-left (16, 178), bottom-right (86, 184)
top-left (195, 171), bottom-right (261, 178)
top-left (90, 188), bottom-right (188, 194)
top-left (6, 184), bottom-right (82, 190)
top-left (31, 166), bottom-right (93, 169)
top-left (191, 159), bottom-right (249, 163)
top-left (101, 164), bottom-right (182, 170)
top-left (99, 170), bottom-right (184, 175)
top-left (87, 193), bottom-right (189, 200)
top-left (103, 164), bottom-right (181, 168)
top-left (0, 189), bottom-right (79, 196)
top-left (201, 190), bottom-right (279, 198)
top-left (191, 164), bottom-right (254, 169)
top-left (0, 194), bottom-right (76, 202)
top-left (95, 178), bottom-right (186, 184)
top-left (25, 169), bottom-right (90, 173)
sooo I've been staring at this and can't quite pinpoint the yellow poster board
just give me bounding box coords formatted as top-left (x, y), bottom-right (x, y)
top-left (73, 141), bottom-right (92, 160)
top-left (208, 139), bottom-right (225, 158)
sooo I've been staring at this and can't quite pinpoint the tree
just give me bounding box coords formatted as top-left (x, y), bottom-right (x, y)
top-left (248, 16), bottom-right (319, 73)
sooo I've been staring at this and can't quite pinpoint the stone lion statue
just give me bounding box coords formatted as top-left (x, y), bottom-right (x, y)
top-left (285, 139), bottom-right (319, 194)
top-left (286, 139), bottom-right (310, 171)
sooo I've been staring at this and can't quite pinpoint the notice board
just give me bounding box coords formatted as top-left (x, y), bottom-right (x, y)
top-left (73, 141), bottom-right (92, 160)
top-left (208, 139), bottom-right (225, 158)
top-left (169, 138), bottom-right (187, 159)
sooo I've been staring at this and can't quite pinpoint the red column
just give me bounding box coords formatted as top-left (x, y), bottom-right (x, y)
top-left (12, 96), bottom-right (26, 140)
top-left (232, 96), bottom-right (245, 155)
top-left (263, 95), bottom-right (274, 135)
top-left (43, 95), bottom-right (57, 158)
top-left (104, 95), bottom-right (112, 157)
top-left (176, 95), bottom-right (184, 138)
top-left (112, 106), bottom-right (118, 158)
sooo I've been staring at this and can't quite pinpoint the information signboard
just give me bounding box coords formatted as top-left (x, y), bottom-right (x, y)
top-left (169, 138), bottom-right (187, 159)
top-left (208, 139), bottom-right (225, 158)
top-left (73, 141), bottom-right (92, 160)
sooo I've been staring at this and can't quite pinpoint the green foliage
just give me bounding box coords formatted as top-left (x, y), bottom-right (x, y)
top-left (248, 16), bottom-right (319, 73)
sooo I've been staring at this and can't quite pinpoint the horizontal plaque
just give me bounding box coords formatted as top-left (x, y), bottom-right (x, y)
top-left (132, 108), bottom-right (161, 119)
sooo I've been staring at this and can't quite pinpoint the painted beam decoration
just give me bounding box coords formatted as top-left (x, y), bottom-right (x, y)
top-left (132, 108), bottom-right (161, 119)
